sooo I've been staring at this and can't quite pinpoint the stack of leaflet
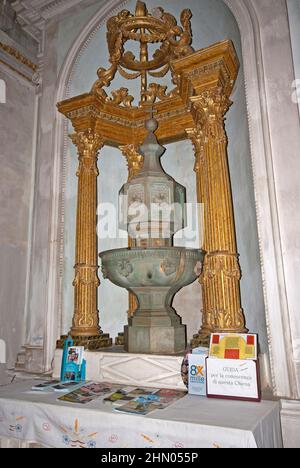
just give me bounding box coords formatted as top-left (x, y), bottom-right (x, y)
top-left (31, 380), bottom-right (84, 393)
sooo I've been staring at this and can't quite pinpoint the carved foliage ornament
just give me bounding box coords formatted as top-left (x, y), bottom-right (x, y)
top-left (186, 127), bottom-right (205, 173)
top-left (91, 1), bottom-right (194, 106)
top-left (192, 88), bottom-right (232, 127)
top-left (119, 145), bottom-right (144, 180)
top-left (70, 130), bottom-right (104, 177)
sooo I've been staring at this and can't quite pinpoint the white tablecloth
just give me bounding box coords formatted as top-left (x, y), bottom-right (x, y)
top-left (0, 380), bottom-right (282, 448)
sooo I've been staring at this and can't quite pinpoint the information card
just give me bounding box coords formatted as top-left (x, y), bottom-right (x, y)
top-left (206, 358), bottom-right (261, 402)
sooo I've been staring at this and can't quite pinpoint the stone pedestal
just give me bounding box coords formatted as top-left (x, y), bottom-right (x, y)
top-left (15, 346), bottom-right (44, 374)
top-left (125, 323), bottom-right (186, 355)
top-left (53, 349), bottom-right (186, 390)
top-left (125, 286), bottom-right (187, 354)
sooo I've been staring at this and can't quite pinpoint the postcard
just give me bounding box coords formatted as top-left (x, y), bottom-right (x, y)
top-left (52, 381), bottom-right (84, 393)
top-left (114, 399), bottom-right (163, 416)
top-left (67, 346), bottom-right (84, 365)
top-left (154, 388), bottom-right (187, 407)
top-left (58, 381), bottom-right (119, 405)
top-left (103, 387), bottom-right (159, 406)
top-left (114, 388), bottom-right (187, 415)
top-left (31, 380), bottom-right (60, 391)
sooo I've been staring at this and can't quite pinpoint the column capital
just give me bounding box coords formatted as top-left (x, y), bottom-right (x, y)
top-left (70, 129), bottom-right (104, 177)
top-left (191, 87), bottom-right (232, 126)
top-left (119, 144), bottom-right (144, 181)
top-left (185, 127), bottom-right (205, 173)
top-left (70, 128), bottom-right (104, 155)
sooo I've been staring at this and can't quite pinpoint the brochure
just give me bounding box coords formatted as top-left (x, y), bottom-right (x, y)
top-left (114, 388), bottom-right (187, 415)
top-left (31, 380), bottom-right (60, 392)
top-left (58, 382), bottom-right (119, 405)
top-left (188, 348), bottom-right (209, 396)
top-left (52, 381), bottom-right (85, 393)
top-left (154, 388), bottom-right (187, 407)
top-left (104, 387), bottom-right (159, 406)
top-left (66, 346), bottom-right (84, 366)
top-left (114, 399), bottom-right (162, 416)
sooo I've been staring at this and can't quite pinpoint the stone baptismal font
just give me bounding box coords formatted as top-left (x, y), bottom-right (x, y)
top-left (100, 116), bottom-right (204, 354)
top-left (57, 0), bottom-right (247, 358)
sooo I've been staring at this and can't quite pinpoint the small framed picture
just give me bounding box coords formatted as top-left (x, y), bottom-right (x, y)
top-left (67, 346), bottom-right (83, 365)
top-left (209, 333), bottom-right (258, 361)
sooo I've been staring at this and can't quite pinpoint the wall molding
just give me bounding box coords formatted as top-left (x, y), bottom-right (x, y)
top-left (281, 399), bottom-right (300, 447)
top-left (0, 41), bottom-right (39, 84)
top-left (11, 0), bottom-right (84, 43)
top-left (223, 0), bottom-right (299, 399)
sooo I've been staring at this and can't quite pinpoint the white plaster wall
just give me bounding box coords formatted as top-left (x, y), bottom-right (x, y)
top-left (251, 0), bottom-right (300, 393)
top-left (60, 0), bottom-right (268, 349)
top-left (23, 0), bottom-right (108, 361)
top-left (0, 67), bottom-right (35, 369)
top-left (287, 0), bottom-right (300, 116)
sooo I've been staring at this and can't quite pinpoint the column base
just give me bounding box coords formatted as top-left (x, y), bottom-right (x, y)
top-left (191, 327), bottom-right (248, 349)
top-left (190, 332), bottom-right (211, 349)
top-left (115, 332), bottom-right (125, 346)
top-left (56, 334), bottom-right (112, 350)
top-left (15, 345), bottom-right (45, 374)
top-left (53, 348), bottom-right (186, 390)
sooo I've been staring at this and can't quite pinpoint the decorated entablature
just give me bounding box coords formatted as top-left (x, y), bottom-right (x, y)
top-left (57, 0), bottom-right (246, 350)
top-left (58, 1), bottom-right (239, 146)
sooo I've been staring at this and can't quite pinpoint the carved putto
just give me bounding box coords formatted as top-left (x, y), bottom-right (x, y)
top-left (91, 1), bottom-right (194, 107)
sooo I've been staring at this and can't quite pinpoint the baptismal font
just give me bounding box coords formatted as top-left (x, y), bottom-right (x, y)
top-left (100, 115), bottom-right (204, 354)
top-left (57, 1), bottom-right (247, 353)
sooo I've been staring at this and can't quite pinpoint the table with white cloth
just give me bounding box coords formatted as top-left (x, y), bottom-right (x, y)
top-left (0, 380), bottom-right (282, 448)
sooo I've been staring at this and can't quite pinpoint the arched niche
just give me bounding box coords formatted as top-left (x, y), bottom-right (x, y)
top-left (46, 0), bottom-right (294, 397)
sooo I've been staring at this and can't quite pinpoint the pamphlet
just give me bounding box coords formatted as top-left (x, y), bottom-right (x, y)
top-left (114, 388), bottom-right (187, 416)
top-left (104, 387), bottom-right (159, 406)
top-left (58, 382), bottom-right (119, 405)
top-left (60, 337), bottom-right (86, 382)
top-left (188, 348), bottom-right (209, 396)
top-left (31, 380), bottom-right (60, 392)
top-left (154, 388), bottom-right (187, 407)
top-left (52, 381), bottom-right (85, 393)
top-left (31, 380), bottom-right (84, 393)
top-left (114, 399), bottom-right (162, 416)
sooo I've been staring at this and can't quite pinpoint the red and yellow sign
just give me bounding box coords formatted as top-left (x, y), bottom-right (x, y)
top-left (209, 334), bottom-right (257, 360)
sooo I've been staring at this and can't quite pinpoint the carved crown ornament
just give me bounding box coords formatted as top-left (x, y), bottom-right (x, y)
top-left (57, 1), bottom-right (240, 147)
top-left (91, 1), bottom-right (194, 107)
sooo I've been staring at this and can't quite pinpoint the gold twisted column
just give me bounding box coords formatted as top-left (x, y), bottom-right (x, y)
top-left (187, 87), bottom-right (247, 347)
top-left (64, 129), bottom-right (112, 349)
top-left (115, 144), bottom-right (144, 346)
